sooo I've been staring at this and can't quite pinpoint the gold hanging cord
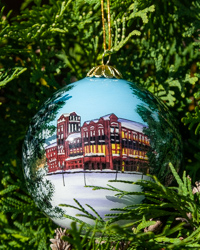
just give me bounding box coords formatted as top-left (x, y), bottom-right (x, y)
top-left (87, 0), bottom-right (122, 78)
top-left (101, 0), bottom-right (111, 51)
top-left (101, 0), bottom-right (112, 65)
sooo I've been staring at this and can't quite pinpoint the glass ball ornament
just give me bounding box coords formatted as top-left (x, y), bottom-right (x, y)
top-left (22, 73), bottom-right (182, 228)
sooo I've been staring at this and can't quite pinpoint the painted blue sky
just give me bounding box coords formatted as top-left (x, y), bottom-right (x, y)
top-left (52, 77), bottom-right (147, 126)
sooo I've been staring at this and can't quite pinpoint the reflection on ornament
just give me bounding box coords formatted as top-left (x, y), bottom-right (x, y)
top-left (22, 77), bottom-right (182, 228)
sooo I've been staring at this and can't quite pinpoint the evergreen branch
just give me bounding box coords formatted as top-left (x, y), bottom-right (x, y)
top-left (0, 185), bottom-right (19, 195)
top-left (85, 204), bottom-right (104, 222)
top-left (182, 106), bottom-right (200, 135)
top-left (60, 199), bottom-right (103, 223)
top-left (0, 67), bottom-right (27, 88)
top-left (109, 30), bottom-right (141, 54)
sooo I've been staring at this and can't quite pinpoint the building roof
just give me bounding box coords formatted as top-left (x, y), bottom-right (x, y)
top-left (58, 112), bottom-right (80, 119)
top-left (84, 114), bottom-right (116, 124)
top-left (66, 132), bottom-right (81, 142)
top-left (118, 118), bottom-right (146, 133)
top-left (83, 113), bottom-right (147, 133)
top-left (45, 142), bottom-right (57, 149)
top-left (101, 114), bottom-right (112, 120)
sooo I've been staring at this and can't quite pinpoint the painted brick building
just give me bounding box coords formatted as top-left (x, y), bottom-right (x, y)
top-left (45, 112), bottom-right (150, 174)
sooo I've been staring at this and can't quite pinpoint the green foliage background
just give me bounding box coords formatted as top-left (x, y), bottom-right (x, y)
top-left (0, 0), bottom-right (200, 249)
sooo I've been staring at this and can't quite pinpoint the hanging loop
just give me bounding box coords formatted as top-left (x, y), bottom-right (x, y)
top-left (86, 0), bottom-right (123, 79)
top-left (102, 51), bottom-right (111, 65)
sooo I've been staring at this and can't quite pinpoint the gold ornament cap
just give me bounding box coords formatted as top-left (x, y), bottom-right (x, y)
top-left (87, 64), bottom-right (122, 79)
top-left (87, 53), bottom-right (122, 79)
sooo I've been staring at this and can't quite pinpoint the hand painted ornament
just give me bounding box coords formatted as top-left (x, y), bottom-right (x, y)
top-left (22, 66), bottom-right (182, 228)
top-left (22, 0), bottom-right (182, 229)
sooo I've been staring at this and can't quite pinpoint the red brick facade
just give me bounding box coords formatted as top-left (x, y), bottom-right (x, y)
top-left (45, 112), bottom-right (150, 174)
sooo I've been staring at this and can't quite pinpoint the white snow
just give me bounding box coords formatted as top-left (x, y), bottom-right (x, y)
top-left (45, 142), bottom-right (57, 149)
top-left (118, 118), bottom-right (146, 133)
top-left (45, 171), bottom-right (152, 228)
top-left (66, 132), bottom-right (81, 141)
top-left (101, 114), bottom-right (113, 120)
top-left (85, 153), bottom-right (105, 156)
top-left (66, 156), bottom-right (83, 161)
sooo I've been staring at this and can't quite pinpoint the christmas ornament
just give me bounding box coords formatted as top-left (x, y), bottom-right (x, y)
top-left (22, 0), bottom-right (182, 229)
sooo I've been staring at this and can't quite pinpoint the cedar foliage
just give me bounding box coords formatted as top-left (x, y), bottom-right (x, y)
top-left (0, 0), bottom-right (200, 249)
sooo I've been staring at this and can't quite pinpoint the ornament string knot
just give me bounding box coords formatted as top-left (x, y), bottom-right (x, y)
top-left (87, 0), bottom-right (122, 79)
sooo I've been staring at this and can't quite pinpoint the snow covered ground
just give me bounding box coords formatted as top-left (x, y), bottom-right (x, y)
top-left (45, 171), bottom-right (151, 228)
